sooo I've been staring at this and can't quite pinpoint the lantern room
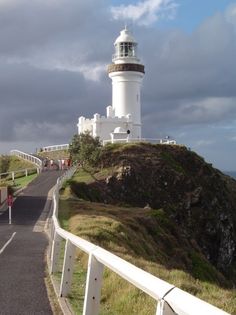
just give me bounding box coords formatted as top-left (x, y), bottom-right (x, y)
top-left (112, 27), bottom-right (139, 64)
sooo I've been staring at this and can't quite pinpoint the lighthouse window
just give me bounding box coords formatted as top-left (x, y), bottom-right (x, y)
top-left (119, 43), bottom-right (136, 57)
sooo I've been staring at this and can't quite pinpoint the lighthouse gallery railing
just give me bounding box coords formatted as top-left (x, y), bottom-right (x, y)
top-left (49, 167), bottom-right (229, 315)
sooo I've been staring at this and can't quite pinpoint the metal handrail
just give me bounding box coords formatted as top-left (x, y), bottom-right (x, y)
top-left (103, 138), bottom-right (177, 145)
top-left (41, 144), bottom-right (69, 152)
top-left (49, 167), bottom-right (229, 315)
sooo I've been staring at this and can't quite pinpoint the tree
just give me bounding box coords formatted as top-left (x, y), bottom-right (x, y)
top-left (69, 132), bottom-right (101, 167)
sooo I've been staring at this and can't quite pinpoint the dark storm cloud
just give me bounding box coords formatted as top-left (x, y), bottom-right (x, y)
top-left (0, 61), bottom-right (109, 142)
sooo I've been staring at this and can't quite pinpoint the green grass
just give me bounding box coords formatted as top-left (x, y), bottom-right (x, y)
top-left (58, 193), bottom-right (236, 314)
top-left (12, 173), bottom-right (38, 189)
top-left (0, 172), bottom-right (38, 192)
top-left (8, 156), bottom-right (36, 172)
top-left (160, 151), bottom-right (185, 174)
top-left (38, 149), bottom-right (69, 160)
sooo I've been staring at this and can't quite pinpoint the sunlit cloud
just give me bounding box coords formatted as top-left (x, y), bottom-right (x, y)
top-left (111, 0), bottom-right (178, 26)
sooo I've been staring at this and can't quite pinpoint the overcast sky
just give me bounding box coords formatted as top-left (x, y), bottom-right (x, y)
top-left (0, 0), bottom-right (236, 171)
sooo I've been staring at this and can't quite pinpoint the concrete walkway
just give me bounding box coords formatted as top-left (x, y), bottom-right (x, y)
top-left (0, 170), bottom-right (63, 315)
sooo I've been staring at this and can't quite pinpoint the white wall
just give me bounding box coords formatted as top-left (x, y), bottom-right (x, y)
top-left (109, 71), bottom-right (143, 139)
top-left (78, 114), bottom-right (137, 141)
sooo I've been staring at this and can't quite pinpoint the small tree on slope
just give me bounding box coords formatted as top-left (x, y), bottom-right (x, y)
top-left (69, 132), bottom-right (101, 167)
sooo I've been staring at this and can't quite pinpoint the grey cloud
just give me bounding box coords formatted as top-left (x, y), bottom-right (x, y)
top-left (0, 1), bottom-right (236, 170)
top-left (0, 61), bottom-right (110, 142)
top-left (139, 12), bottom-right (236, 130)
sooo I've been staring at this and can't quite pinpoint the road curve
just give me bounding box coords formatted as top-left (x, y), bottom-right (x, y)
top-left (0, 170), bottom-right (63, 315)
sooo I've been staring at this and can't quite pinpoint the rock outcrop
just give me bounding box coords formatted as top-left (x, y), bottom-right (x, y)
top-left (74, 143), bottom-right (236, 280)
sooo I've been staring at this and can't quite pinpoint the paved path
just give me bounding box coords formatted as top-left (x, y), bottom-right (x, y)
top-left (0, 170), bottom-right (63, 315)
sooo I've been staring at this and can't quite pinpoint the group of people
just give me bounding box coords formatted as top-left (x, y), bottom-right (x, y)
top-left (42, 158), bottom-right (71, 171)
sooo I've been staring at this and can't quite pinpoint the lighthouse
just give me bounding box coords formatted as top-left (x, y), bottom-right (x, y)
top-left (77, 27), bottom-right (145, 143)
top-left (108, 27), bottom-right (145, 139)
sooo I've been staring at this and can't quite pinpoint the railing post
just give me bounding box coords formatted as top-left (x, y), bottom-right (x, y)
top-left (48, 220), bottom-right (55, 258)
top-left (50, 231), bottom-right (62, 274)
top-left (25, 169), bottom-right (28, 177)
top-left (83, 253), bottom-right (104, 315)
top-left (12, 172), bottom-right (15, 181)
top-left (156, 300), bottom-right (176, 315)
top-left (59, 239), bottom-right (76, 297)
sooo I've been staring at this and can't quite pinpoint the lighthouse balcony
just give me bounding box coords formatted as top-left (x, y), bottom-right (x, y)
top-left (112, 53), bottom-right (140, 63)
top-left (108, 63), bottom-right (145, 74)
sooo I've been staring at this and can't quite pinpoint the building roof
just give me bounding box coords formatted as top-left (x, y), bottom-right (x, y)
top-left (114, 27), bottom-right (137, 45)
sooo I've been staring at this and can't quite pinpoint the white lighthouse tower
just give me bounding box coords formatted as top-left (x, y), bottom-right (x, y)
top-left (108, 27), bottom-right (145, 139)
top-left (77, 27), bottom-right (145, 143)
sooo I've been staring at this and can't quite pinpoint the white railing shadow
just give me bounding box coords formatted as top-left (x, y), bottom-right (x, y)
top-left (48, 167), bottom-right (229, 315)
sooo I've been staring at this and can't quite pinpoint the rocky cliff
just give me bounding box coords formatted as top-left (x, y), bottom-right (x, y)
top-left (71, 143), bottom-right (236, 281)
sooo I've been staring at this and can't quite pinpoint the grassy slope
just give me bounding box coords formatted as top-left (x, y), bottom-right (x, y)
top-left (8, 156), bottom-right (36, 172)
top-left (58, 169), bottom-right (236, 315)
top-left (38, 149), bottom-right (69, 160)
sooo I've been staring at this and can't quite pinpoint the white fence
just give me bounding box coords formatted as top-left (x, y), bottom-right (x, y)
top-left (0, 168), bottom-right (40, 181)
top-left (41, 144), bottom-right (69, 152)
top-left (49, 168), bottom-right (229, 315)
top-left (103, 138), bottom-right (177, 146)
top-left (39, 140), bottom-right (177, 152)
top-left (10, 150), bottom-right (42, 169)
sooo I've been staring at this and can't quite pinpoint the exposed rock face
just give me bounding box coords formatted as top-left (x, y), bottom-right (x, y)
top-left (96, 143), bottom-right (236, 277)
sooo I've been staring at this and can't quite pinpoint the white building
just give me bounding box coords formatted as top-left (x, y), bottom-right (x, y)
top-left (77, 27), bottom-right (145, 143)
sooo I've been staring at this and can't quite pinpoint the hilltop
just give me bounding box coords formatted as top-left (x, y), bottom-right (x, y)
top-left (59, 142), bottom-right (236, 314)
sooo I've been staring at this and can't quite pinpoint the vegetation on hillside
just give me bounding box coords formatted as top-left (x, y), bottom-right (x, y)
top-left (37, 149), bottom-right (69, 161)
top-left (58, 142), bottom-right (236, 314)
top-left (69, 132), bottom-right (101, 167)
top-left (59, 178), bottom-right (235, 314)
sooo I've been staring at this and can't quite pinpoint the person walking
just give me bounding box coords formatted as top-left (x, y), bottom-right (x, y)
top-left (50, 159), bottom-right (54, 170)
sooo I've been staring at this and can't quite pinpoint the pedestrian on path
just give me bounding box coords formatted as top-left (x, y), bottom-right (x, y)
top-left (50, 159), bottom-right (54, 170)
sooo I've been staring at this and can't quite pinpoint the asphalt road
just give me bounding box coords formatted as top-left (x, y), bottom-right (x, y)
top-left (0, 170), bottom-right (63, 315)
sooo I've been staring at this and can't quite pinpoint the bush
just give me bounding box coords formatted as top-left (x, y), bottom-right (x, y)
top-left (69, 132), bottom-right (101, 167)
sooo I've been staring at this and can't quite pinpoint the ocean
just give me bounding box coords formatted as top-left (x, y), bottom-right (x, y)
top-left (224, 171), bottom-right (236, 179)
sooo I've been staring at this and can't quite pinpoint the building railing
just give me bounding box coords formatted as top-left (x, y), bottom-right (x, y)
top-left (41, 144), bottom-right (69, 152)
top-left (10, 150), bottom-right (42, 169)
top-left (103, 138), bottom-right (177, 145)
top-left (39, 140), bottom-right (176, 152)
top-left (48, 167), bottom-right (229, 315)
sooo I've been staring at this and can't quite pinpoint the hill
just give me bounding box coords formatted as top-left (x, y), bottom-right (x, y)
top-left (59, 143), bottom-right (236, 314)
top-left (37, 149), bottom-right (69, 161)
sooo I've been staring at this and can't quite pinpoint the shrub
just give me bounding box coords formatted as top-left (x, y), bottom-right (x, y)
top-left (69, 132), bottom-right (101, 167)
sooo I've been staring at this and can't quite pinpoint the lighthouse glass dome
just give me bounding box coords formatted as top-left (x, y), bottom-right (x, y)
top-left (113, 42), bottom-right (137, 60)
top-left (112, 28), bottom-right (138, 62)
